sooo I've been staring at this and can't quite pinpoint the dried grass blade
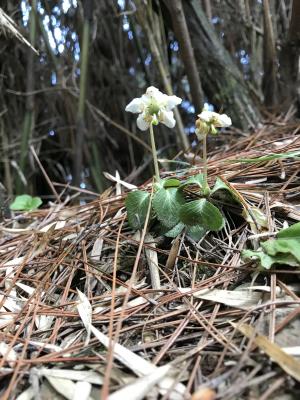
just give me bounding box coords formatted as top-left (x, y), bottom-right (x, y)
top-left (0, 8), bottom-right (38, 53)
top-left (77, 291), bottom-right (186, 399)
top-left (233, 322), bottom-right (300, 382)
top-left (33, 367), bottom-right (103, 385)
top-left (45, 376), bottom-right (77, 400)
top-left (76, 289), bottom-right (92, 346)
top-left (108, 365), bottom-right (170, 400)
top-left (180, 288), bottom-right (262, 310)
top-left (145, 233), bottom-right (161, 290)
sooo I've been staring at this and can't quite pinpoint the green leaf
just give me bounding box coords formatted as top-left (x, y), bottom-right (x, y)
top-left (125, 190), bottom-right (150, 230)
top-left (211, 177), bottom-right (229, 194)
top-left (277, 222), bottom-right (300, 239)
top-left (242, 249), bottom-right (299, 270)
top-left (10, 194), bottom-right (42, 211)
top-left (179, 199), bottom-right (224, 231)
top-left (262, 239), bottom-right (300, 262)
top-left (186, 225), bottom-right (207, 241)
top-left (165, 223), bottom-right (185, 238)
top-left (179, 173), bottom-right (208, 194)
top-left (242, 222), bottom-right (300, 270)
top-left (211, 177), bottom-right (240, 203)
top-left (184, 174), bottom-right (206, 188)
top-left (163, 178), bottom-right (181, 188)
top-left (152, 187), bottom-right (184, 228)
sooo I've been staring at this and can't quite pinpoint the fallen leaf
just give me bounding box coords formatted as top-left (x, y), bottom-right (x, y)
top-left (232, 322), bottom-right (300, 382)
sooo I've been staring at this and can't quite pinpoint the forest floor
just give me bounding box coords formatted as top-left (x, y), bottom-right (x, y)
top-left (1, 113), bottom-right (300, 400)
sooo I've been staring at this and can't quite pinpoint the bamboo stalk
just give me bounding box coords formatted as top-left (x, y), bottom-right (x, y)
top-left (164, 0), bottom-right (204, 112)
top-left (262, 0), bottom-right (278, 107)
top-left (74, 0), bottom-right (104, 192)
top-left (16, 0), bottom-right (37, 194)
top-left (1, 120), bottom-right (12, 196)
top-left (35, 8), bottom-right (59, 71)
top-left (140, 15), bottom-right (189, 150)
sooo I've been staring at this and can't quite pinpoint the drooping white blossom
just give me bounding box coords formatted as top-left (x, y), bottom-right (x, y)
top-left (197, 110), bottom-right (232, 128)
top-left (125, 86), bottom-right (182, 131)
top-left (196, 110), bottom-right (232, 138)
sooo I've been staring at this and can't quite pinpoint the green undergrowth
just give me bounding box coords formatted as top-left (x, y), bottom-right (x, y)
top-left (125, 174), bottom-right (241, 241)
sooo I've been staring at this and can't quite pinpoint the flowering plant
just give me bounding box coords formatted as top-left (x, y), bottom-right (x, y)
top-left (126, 86), bottom-right (182, 180)
top-left (125, 89), bottom-right (236, 238)
top-left (195, 110), bottom-right (232, 193)
top-left (125, 86), bottom-right (182, 131)
top-left (196, 110), bottom-right (232, 137)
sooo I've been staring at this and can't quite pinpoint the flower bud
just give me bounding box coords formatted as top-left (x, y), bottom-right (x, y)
top-left (195, 118), bottom-right (210, 136)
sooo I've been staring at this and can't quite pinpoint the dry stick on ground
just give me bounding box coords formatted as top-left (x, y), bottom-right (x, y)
top-left (1, 120), bottom-right (300, 398)
top-left (30, 146), bottom-right (60, 202)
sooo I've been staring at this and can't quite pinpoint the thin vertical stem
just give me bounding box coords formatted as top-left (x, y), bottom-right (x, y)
top-left (202, 133), bottom-right (208, 190)
top-left (149, 123), bottom-right (160, 180)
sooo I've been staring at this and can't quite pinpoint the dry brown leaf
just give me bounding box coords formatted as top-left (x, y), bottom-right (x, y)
top-left (165, 237), bottom-right (180, 270)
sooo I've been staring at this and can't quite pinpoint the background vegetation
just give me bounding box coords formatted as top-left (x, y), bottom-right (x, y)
top-left (1, 0), bottom-right (299, 198)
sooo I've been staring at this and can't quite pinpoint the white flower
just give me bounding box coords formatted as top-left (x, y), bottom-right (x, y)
top-left (197, 110), bottom-right (232, 128)
top-left (125, 86), bottom-right (182, 131)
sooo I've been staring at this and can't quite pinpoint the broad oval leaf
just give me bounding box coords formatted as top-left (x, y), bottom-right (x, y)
top-left (125, 190), bottom-right (150, 230)
top-left (152, 188), bottom-right (184, 228)
top-left (179, 199), bottom-right (224, 231)
top-left (10, 194), bottom-right (42, 211)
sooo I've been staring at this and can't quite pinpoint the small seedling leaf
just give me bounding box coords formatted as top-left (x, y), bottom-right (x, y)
top-left (242, 249), bottom-right (300, 269)
top-left (262, 238), bottom-right (300, 262)
top-left (10, 194), bottom-right (42, 211)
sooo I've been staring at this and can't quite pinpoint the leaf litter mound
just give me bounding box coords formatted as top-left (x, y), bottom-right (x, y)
top-left (1, 114), bottom-right (300, 400)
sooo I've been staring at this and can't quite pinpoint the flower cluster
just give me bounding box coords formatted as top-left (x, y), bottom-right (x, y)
top-left (125, 86), bottom-right (182, 131)
top-left (196, 110), bottom-right (232, 138)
